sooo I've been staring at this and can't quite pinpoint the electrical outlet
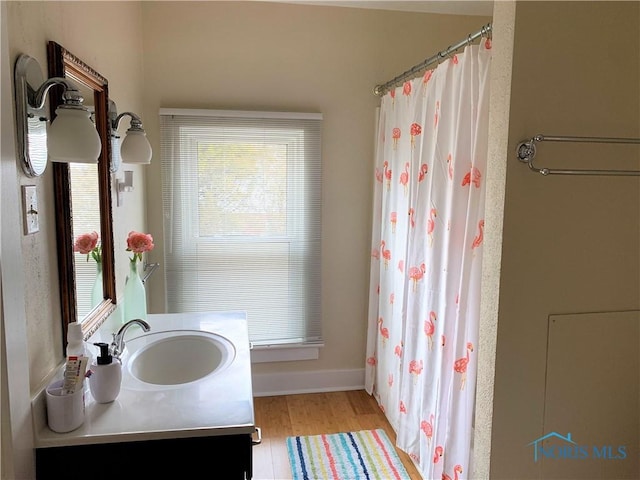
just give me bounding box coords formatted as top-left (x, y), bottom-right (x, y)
top-left (22, 185), bottom-right (39, 234)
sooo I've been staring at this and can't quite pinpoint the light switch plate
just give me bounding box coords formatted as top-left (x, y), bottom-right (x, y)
top-left (22, 185), bottom-right (39, 234)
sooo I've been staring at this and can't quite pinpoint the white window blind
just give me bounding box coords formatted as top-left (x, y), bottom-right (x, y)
top-left (70, 163), bottom-right (101, 319)
top-left (159, 109), bottom-right (322, 346)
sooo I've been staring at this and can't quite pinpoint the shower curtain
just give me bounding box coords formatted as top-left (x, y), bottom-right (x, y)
top-left (365, 39), bottom-right (491, 480)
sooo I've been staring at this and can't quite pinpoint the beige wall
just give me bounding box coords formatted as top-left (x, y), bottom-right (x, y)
top-left (3, 1), bottom-right (491, 473)
top-left (2, 2), bottom-right (34, 477)
top-left (4, 3), bottom-right (145, 474)
top-left (141, 0), bottom-right (490, 376)
top-left (473, 2), bottom-right (515, 478)
top-left (9, 1), bottom-right (636, 478)
top-left (488, 1), bottom-right (640, 477)
top-left (6, 0), bottom-right (146, 394)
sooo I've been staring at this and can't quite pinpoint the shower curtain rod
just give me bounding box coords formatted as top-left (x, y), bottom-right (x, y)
top-left (373, 22), bottom-right (492, 97)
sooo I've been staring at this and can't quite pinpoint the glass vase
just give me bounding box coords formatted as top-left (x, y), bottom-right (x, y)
top-left (91, 262), bottom-right (103, 308)
top-left (123, 260), bottom-right (147, 323)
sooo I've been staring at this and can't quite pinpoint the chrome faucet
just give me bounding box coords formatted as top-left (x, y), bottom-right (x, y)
top-left (110, 319), bottom-right (151, 358)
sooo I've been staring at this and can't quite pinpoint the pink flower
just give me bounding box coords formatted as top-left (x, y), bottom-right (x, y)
top-left (126, 231), bottom-right (154, 262)
top-left (74, 231), bottom-right (98, 254)
top-left (74, 231), bottom-right (101, 263)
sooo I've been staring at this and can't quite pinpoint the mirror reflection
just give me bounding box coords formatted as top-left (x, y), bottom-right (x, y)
top-left (48, 41), bottom-right (116, 341)
top-left (71, 82), bottom-right (103, 320)
top-left (71, 162), bottom-right (102, 318)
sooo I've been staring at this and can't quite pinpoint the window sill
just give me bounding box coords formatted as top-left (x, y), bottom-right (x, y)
top-left (250, 343), bottom-right (323, 363)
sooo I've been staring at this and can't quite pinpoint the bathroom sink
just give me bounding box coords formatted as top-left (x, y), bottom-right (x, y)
top-left (122, 330), bottom-right (235, 386)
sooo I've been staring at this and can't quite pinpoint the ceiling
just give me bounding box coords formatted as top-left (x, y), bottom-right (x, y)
top-left (259, 1), bottom-right (494, 16)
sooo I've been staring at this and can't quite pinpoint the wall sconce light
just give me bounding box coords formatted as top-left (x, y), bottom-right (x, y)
top-left (108, 100), bottom-right (152, 167)
top-left (115, 170), bottom-right (134, 207)
top-left (14, 54), bottom-right (101, 177)
top-left (109, 132), bottom-right (122, 173)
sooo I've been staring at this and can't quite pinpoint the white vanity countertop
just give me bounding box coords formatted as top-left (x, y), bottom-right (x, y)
top-left (33, 311), bottom-right (255, 448)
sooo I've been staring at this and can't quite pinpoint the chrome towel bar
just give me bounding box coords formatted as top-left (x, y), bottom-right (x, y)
top-left (142, 261), bottom-right (160, 285)
top-left (516, 134), bottom-right (640, 176)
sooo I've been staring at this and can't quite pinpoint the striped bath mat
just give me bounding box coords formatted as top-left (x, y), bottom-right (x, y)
top-left (286, 428), bottom-right (410, 480)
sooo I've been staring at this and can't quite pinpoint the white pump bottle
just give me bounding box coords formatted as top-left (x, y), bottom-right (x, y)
top-left (89, 342), bottom-right (122, 403)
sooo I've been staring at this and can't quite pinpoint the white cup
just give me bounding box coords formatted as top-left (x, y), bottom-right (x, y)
top-left (45, 379), bottom-right (85, 433)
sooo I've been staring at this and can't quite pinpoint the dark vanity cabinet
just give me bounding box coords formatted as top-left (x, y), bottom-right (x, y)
top-left (36, 431), bottom-right (254, 479)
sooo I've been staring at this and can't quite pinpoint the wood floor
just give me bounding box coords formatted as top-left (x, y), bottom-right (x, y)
top-left (251, 390), bottom-right (422, 480)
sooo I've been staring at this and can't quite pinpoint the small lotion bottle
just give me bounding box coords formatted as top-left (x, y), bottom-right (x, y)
top-left (66, 322), bottom-right (88, 358)
top-left (66, 322), bottom-right (94, 373)
top-left (89, 342), bottom-right (121, 403)
top-left (66, 321), bottom-right (91, 393)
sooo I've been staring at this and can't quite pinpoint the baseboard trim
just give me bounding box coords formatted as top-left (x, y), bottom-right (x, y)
top-left (251, 368), bottom-right (365, 397)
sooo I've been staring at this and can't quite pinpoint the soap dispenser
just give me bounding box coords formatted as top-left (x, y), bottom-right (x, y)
top-left (89, 342), bottom-right (121, 404)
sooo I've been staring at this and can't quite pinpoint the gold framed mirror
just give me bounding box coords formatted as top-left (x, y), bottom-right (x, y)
top-left (47, 41), bottom-right (116, 346)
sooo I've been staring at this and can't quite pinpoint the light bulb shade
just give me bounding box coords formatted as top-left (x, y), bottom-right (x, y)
top-left (48, 107), bottom-right (101, 163)
top-left (121, 130), bottom-right (152, 164)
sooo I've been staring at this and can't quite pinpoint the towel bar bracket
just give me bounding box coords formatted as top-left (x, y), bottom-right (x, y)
top-left (516, 140), bottom-right (550, 175)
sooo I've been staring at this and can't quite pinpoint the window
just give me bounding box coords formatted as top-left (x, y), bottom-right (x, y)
top-left (159, 109), bottom-right (322, 347)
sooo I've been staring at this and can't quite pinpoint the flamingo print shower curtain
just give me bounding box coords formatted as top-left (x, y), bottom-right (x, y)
top-left (365, 39), bottom-right (491, 480)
